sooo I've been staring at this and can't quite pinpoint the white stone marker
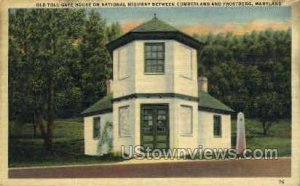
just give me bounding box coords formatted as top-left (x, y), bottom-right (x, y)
top-left (236, 112), bottom-right (246, 154)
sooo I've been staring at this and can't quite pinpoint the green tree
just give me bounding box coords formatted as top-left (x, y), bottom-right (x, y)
top-left (196, 29), bottom-right (291, 126)
top-left (254, 60), bottom-right (287, 135)
top-left (254, 92), bottom-right (283, 135)
top-left (106, 22), bottom-right (123, 42)
top-left (79, 10), bottom-right (112, 109)
top-left (9, 9), bottom-right (85, 151)
top-left (207, 61), bottom-right (261, 115)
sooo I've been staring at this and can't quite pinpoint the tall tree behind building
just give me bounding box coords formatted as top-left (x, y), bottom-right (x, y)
top-left (79, 10), bottom-right (112, 109)
top-left (196, 29), bottom-right (291, 135)
top-left (106, 22), bottom-right (123, 42)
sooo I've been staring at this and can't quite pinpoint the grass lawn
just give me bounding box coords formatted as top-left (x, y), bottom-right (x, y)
top-left (9, 117), bottom-right (291, 167)
top-left (231, 118), bottom-right (291, 157)
top-left (9, 118), bottom-right (123, 168)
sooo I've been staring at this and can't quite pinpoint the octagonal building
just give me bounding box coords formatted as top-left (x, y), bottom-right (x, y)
top-left (82, 16), bottom-right (234, 156)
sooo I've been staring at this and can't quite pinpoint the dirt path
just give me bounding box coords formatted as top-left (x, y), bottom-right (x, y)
top-left (9, 158), bottom-right (291, 178)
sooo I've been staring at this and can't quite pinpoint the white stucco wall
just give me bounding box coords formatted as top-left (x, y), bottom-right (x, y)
top-left (113, 42), bottom-right (136, 98)
top-left (198, 111), bottom-right (231, 149)
top-left (84, 113), bottom-right (113, 156)
top-left (112, 99), bottom-right (136, 154)
top-left (173, 42), bottom-right (198, 97)
top-left (112, 98), bottom-right (199, 154)
top-left (84, 105), bottom-right (232, 156)
top-left (112, 40), bottom-right (198, 98)
top-left (134, 40), bottom-right (175, 94)
top-left (174, 99), bottom-right (199, 149)
top-left (86, 39), bottom-right (232, 156)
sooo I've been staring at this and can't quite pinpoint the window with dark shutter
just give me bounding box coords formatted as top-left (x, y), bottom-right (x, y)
top-left (93, 117), bottom-right (101, 139)
top-left (213, 115), bottom-right (222, 137)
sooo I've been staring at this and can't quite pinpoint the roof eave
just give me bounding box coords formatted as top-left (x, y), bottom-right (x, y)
top-left (198, 106), bottom-right (235, 115)
top-left (106, 31), bottom-right (203, 53)
top-left (81, 108), bottom-right (113, 117)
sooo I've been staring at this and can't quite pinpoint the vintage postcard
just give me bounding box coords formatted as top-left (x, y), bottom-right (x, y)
top-left (0, 0), bottom-right (299, 185)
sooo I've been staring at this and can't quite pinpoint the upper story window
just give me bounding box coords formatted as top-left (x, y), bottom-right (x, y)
top-left (213, 115), bottom-right (222, 137)
top-left (144, 43), bottom-right (165, 73)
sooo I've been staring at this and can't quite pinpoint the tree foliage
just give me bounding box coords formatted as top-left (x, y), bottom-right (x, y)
top-left (9, 9), bottom-right (117, 150)
top-left (106, 22), bottom-right (123, 42)
top-left (197, 29), bottom-right (291, 135)
top-left (79, 10), bottom-right (112, 110)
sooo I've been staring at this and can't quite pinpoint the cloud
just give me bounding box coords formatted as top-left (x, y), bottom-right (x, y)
top-left (120, 20), bottom-right (144, 32)
top-left (120, 20), bottom-right (290, 36)
top-left (244, 21), bottom-right (290, 32)
top-left (179, 21), bottom-right (290, 36)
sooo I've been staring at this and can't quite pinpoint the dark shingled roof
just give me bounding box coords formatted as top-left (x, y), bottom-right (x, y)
top-left (198, 91), bottom-right (234, 113)
top-left (81, 92), bottom-right (234, 116)
top-left (81, 94), bottom-right (112, 116)
top-left (106, 16), bottom-right (203, 52)
top-left (131, 16), bottom-right (178, 32)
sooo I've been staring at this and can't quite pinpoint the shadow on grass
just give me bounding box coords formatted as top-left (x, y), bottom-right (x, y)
top-left (9, 138), bottom-right (124, 168)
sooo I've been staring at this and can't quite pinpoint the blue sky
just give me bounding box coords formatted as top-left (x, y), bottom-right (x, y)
top-left (96, 7), bottom-right (291, 35)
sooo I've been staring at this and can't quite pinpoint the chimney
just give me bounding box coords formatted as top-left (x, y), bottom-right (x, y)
top-left (106, 79), bottom-right (113, 95)
top-left (198, 76), bottom-right (208, 93)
